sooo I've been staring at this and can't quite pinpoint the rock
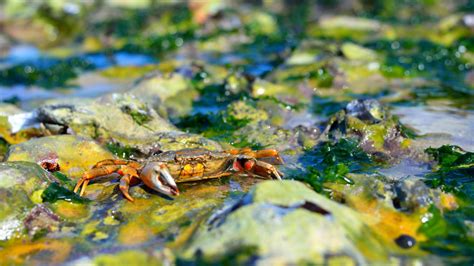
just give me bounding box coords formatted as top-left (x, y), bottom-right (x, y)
top-left (130, 72), bottom-right (197, 118)
top-left (345, 98), bottom-right (385, 123)
top-left (0, 107), bottom-right (47, 145)
top-left (252, 79), bottom-right (308, 105)
top-left (318, 16), bottom-right (383, 32)
top-left (226, 101), bottom-right (269, 123)
top-left (5, 135), bottom-right (114, 178)
top-left (179, 180), bottom-right (387, 264)
top-left (0, 162), bottom-right (56, 241)
top-left (0, 103), bottom-right (23, 116)
top-left (91, 250), bottom-right (164, 266)
top-left (341, 42), bottom-right (378, 62)
top-left (34, 94), bottom-right (220, 152)
top-left (325, 99), bottom-right (412, 160)
top-left (37, 93), bottom-right (176, 139)
top-left (24, 204), bottom-right (60, 238)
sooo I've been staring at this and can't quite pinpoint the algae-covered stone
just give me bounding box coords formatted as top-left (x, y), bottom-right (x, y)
top-left (0, 162), bottom-right (56, 240)
top-left (341, 42), bottom-right (378, 61)
top-left (325, 99), bottom-right (412, 160)
top-left (179, 180), bottom-right (387, 264)
top-left (34, 94), bottom-right (220, 152)
top-left (37, 93), bottom-right (177, 141)
top-left (0, 108), bottom-right (47, 145)
top-left (227, 101), bottom-right (268, 123)
top-left (91, 250), bottom-right (163, 266)
top-left (5, 135), bottom-right (114, 178)
top-left (252, 79), bottom-right (308, 104)
top-left (130, 72), bottom-right (197, 117)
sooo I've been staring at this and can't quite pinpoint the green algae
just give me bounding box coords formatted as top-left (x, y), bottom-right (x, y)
top-left (42, 183), bottom-right (89, 204)
top-left (293, 138), bottom-right (373, 193)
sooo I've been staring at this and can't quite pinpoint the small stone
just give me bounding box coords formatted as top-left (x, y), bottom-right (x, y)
top-left (394, 234), bottom-right (416, 249)
top-left (23, 204), bottom-right (60, 238)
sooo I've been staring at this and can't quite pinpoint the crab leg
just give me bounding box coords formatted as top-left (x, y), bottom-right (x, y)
top-left (227, 148), bottom-right (284, 165)
top-left (93, 159), bottom-right (141, 169)
top-left (119, 174), bottom-right (135, 202)
top-left (255, 149), bottom-right (284, 165)
top-left (73, 164), bottom-right (140, 198)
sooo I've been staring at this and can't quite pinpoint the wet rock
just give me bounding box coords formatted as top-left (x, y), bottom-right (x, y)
top-left (130, 72), bottom-right (196, 117)
top-left (392, 179), bottom-right (438, 212)
top-left (0, 107), bottom-right (47, 145)
top-left (394, 234), bottom-right (416, 249)
top-left (319, 16), bottom-right (383, 32)
top-left (24, 204), bottom-right (60, 238)
top-left (5, 135), bottom-right (114, 178)
top-left (33, 94), bottom-right (220, 151)
top-left (0, 103), bottom-right (23, 116)
top-left (0, 162), bottom-right (56, 240)
top-left (252, 79), bottom-right (308, 105)
top-left (37, 94), bottom-right (176, 138)
top-left (227, 101), bottom-right (269, 123)
top-left (309, 16), bottom-right (386, 42)
top-left (325, 99), bottom-right (412, 160)
top-left (233, 122), bottom-right (295, 150)
top-left (341, 43), bottom-right (378, 61)
top-left (179, 180), bottom-right (387, 264)
top-left (91, 250), bottom-right (164, 266)
top-left (345, 99), bottom-right (385, 123)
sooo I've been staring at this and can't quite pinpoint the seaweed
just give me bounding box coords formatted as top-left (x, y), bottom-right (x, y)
top-left (419, 145), bottom-right (474, 264)
top-left (41, 182), bottom-right (90, 204)
top-left (0, 57), bottom-right (95, 89)
top-left (293, 138), bottom-right (374, 193)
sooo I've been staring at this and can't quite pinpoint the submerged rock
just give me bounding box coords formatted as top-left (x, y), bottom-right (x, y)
top-left (5, 135), bottom-right (114, 178)
top-left (24, 204), bottom-right (60, 238)
top-left (0, 162), bottom-right (57, 241)
top-left (324, 99), bottom-right (412, 160)
top-left (179, 180), bottom-right (387, 264)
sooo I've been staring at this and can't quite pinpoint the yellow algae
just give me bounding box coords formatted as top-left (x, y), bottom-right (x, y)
top-left (0, 240), bottom-right (71, 265)
top-left (99, 65), bottom-right (158, 79)
top-left (118, 216), bottom-right (153, 245)
top-left (346, 195), bottom-right (426, 256)
top-left (440, 193), bottom-right (458, 211)
top-left (81, 221), bottom-right (100, 236)
top-left (92, 231), bottom-right (109, 241)
top-left (52, 201), bottom-right (89, 220)
top-left (29, 189), bottom-right (44, 204)
top-left (93, 250), bottom-right (161, 266)
top-left (6, 135), bottom-right (114, 178)
top-left (103, 215), bottom-right (120, 226)
top-left (120, 197), bottom-right (155, 214)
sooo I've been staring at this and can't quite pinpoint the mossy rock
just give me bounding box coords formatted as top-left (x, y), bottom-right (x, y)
top-left (6, 135), bottom-right (114, 178)
top-left (179, 180), bottom-right (387, 264)
top-left (0, 162), bottom-right (56, 240)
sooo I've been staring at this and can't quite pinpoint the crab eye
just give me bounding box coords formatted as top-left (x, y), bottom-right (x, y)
top-left (244, 160), bottom-right (254, 170)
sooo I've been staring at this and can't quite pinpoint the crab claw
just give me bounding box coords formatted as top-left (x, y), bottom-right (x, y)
top-left (252, 160), bottom-right (283, 180)
top-left (141, 162), bottom-right (180, 196)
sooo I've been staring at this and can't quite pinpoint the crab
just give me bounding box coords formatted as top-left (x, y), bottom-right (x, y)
top-left (73, 148), bottom-right (284, 201)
